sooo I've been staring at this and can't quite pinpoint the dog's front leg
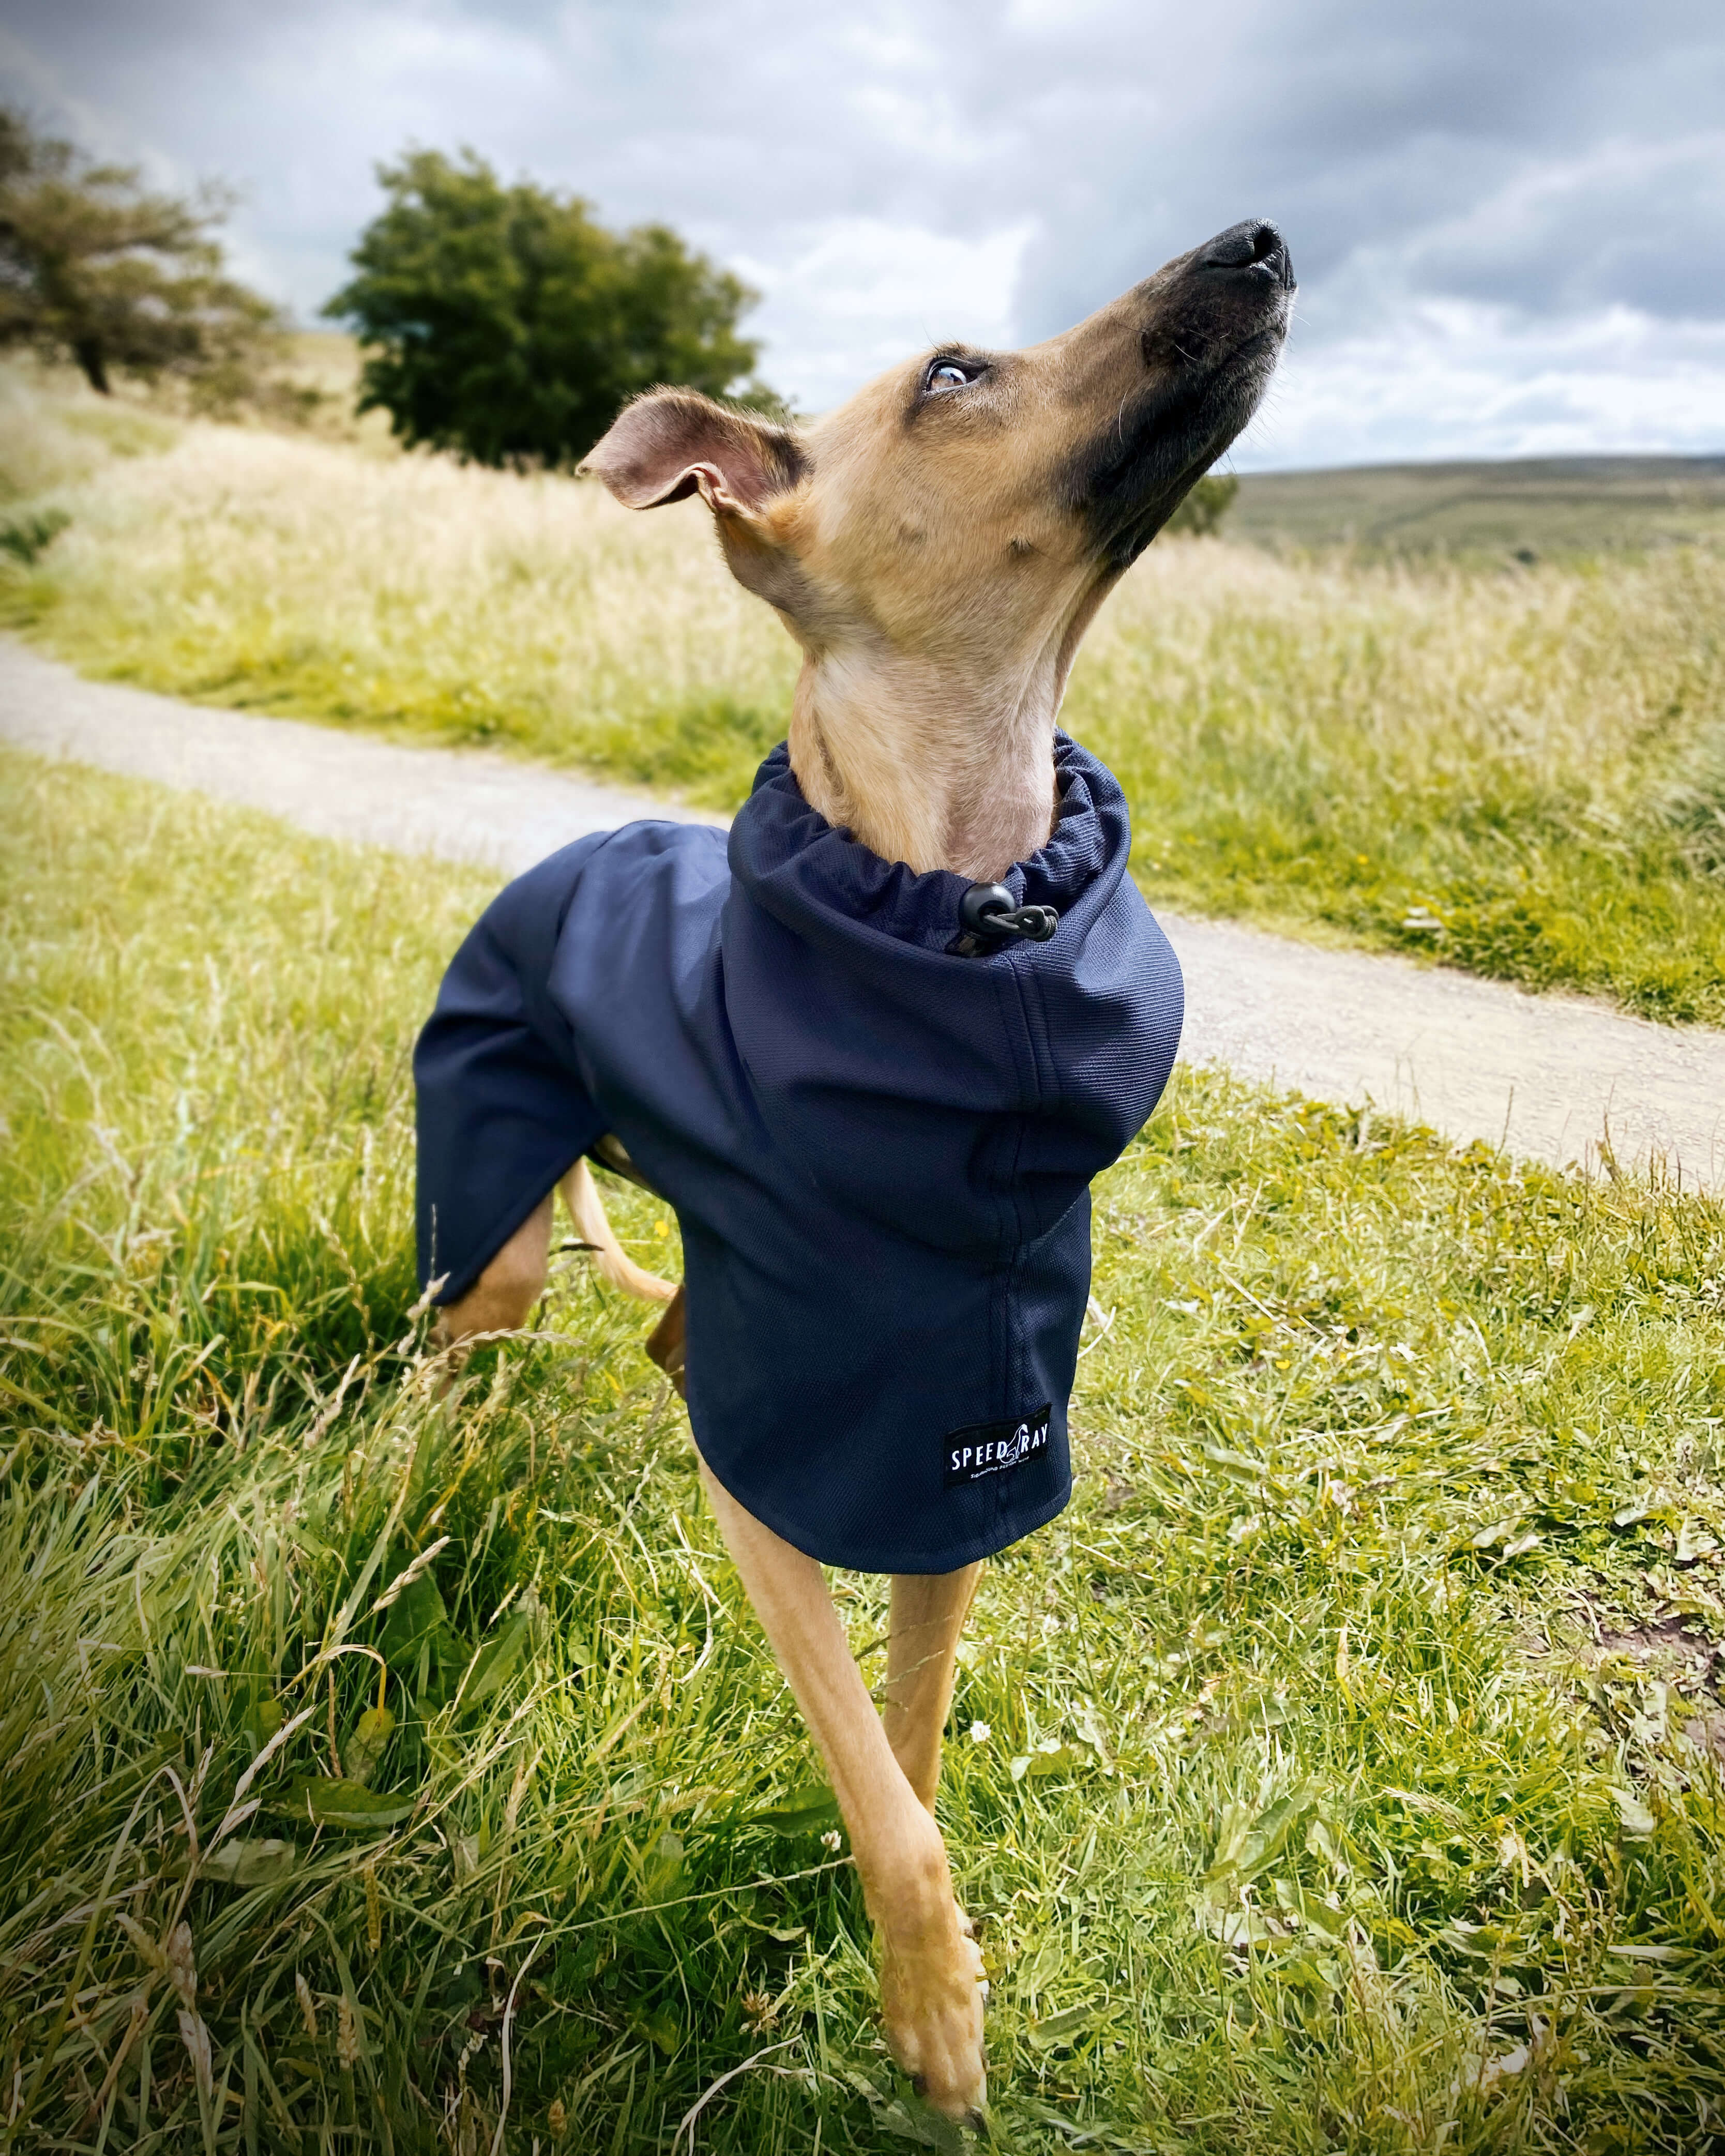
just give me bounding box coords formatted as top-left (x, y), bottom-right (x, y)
top-left (882, 1568), bottom-right (981, 1813)
top-left (697, 1464), bottom-right (987, 2122)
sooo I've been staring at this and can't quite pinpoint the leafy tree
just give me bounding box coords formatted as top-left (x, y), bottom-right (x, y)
top-left (325, 148), bottom-right (779, 467)
top-left (0, 107), bottom-right (283, 400)
top-left (1166, 472), bottom-right (1240, 537)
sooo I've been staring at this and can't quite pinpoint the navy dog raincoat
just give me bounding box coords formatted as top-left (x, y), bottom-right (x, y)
top-left (415, 734), bottom-right (1182, 1574)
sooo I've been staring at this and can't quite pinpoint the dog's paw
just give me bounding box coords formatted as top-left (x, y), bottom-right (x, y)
top-left (876, 1879), bottom-right (988, 2122)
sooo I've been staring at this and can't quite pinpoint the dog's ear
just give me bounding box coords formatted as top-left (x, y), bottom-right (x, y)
top-left (580, 390), bottom-right (806, 517)
top-left (583, 389), bottom-right (815, 620)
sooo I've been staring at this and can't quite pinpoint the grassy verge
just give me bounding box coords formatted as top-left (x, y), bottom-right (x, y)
top-left (1077, 544), bottom-right (1725, 1024)
top-left (5, 365), bottom-right (1725, 1026)
top-left (5, 751), bottom-right (1725, 2151)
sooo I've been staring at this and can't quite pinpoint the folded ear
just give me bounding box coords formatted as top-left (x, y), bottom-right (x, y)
top-left (580, 389), bottom-right (806, 515)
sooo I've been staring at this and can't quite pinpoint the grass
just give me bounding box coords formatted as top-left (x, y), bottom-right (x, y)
top-left (1228, 457), bottom-right (1725, 563)
top-left (6, 751), bottom-right (1725, 2152)
top-left (1077, 543), bottom-right (1725, 1024)
top-left (4, 363), bottom-right (1725, 1027)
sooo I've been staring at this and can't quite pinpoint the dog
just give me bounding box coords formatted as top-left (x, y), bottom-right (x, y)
top-left (419, 219), bottom-right (1292, 2122)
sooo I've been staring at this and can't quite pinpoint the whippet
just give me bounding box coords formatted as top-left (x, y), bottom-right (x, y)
top-left (420, 218), bottom-right (1292, 2122)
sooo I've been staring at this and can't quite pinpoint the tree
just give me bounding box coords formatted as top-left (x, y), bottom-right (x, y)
top-left (325, 148), bottom-right (779, 467)
top-left (0, 107), bottom-right (283, 400)
top-left (1165, 472), bottom-right (1240, 537)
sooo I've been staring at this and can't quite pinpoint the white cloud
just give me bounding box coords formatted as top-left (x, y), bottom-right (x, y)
top-left (1242, 302), bottom-right (1725, 469)
top-left (739, 218), bottom-right (1035, 410)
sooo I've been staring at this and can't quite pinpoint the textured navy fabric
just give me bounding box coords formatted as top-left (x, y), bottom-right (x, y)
top-left (415, 734), bottom-right (1183, 1573)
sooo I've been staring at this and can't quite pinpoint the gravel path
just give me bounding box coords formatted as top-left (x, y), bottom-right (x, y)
top-left (5, 636), bottom-right (1721, 1192)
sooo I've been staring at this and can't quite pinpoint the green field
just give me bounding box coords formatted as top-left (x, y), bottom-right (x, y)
top-left (1229, 457), bottom-right (1725, 561)
top-left (5, 752), bottom-right (1725, 2151)
top-left (3, 362), bottom-right (1723, 1031)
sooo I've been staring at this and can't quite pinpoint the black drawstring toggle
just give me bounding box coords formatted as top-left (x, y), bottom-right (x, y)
top-left (954, 882), bottom-right (1060, 957)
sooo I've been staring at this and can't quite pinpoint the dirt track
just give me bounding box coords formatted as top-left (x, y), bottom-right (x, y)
top-left (4, 636), bottom-right (1720, 1191)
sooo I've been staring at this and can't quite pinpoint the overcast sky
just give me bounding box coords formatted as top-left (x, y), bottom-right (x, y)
top-left (6, 0), bottom-right (1723, 468)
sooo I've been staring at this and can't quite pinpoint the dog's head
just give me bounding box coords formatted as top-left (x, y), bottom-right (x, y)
top-left (583, 220), bottom-right (1291, 696)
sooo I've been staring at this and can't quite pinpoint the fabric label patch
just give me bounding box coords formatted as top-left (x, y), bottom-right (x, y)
top-left (944, 1405), bottom-right (1053, 1489)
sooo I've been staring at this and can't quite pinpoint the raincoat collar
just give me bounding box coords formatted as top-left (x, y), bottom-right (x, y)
top-left (728, 731), bottom-right (1129, 962)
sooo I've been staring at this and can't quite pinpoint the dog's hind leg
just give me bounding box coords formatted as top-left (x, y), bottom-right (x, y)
top-left (434, 1191), bottom-right (556, 1356)
top-left (433, 1157), bottom-right (675, 1370)
top-left (697, 1462), bottom-right (987, 2122)
top-left (562, 1157), bottom-right (678, 1304)
top-left (882, 1566), bottom-right (982, 1813)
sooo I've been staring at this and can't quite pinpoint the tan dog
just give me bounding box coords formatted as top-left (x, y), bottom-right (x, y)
top-left (437, 219), bottom-right (1292, 2121)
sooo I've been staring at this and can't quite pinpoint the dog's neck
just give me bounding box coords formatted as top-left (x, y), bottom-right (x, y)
top-left (787, 652), bottom-right (1058, 883)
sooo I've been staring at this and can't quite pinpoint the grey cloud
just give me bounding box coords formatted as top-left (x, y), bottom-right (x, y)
top-left (21, 1), bottom-right (1722, 327)
top-left (3, 0), bottom-right (1723, 460)
top-left (995, 0), bottom-right (1725, 339)
top-left (1402, 140), bottom-right (1725, 319)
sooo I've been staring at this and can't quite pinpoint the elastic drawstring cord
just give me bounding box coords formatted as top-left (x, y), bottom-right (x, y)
top-left (952, 882), bottom-right (1060, 958)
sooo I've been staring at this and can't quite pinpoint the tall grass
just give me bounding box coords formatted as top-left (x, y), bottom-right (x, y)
top-left (0, 370), bottom-right (795, 806)
top-left (5, 362), bottom-right (1725, 1023)
top-left (6, 750), bottom-right (1725, 2150)
top-left (1077, 544), bottom-right (1725, 1021)
top-left (0, 365), bottom-right (176, 505)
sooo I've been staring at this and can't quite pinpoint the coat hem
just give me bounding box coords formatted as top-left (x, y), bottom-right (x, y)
top-left (427, 1152), bottom-right (582, 1306)
top-left (690, 1435), bottom-right (1073, 1574)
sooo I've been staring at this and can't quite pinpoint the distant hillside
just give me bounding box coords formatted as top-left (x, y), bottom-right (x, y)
top-left (282, 331), bottom-right (396, 448)
top-left (1228, 454), bottom-right (1725, 558)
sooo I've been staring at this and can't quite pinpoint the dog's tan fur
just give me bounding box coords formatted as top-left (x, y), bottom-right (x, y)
top-left (436, 223), bottom-right (1291, 2119)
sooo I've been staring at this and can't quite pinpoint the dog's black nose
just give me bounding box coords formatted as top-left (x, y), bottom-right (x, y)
top-left (1200, 220), bottom-right (1294, 289)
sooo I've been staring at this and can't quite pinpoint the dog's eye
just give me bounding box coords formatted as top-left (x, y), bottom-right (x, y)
top-left (925, 360), bottom-right (975, 393)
